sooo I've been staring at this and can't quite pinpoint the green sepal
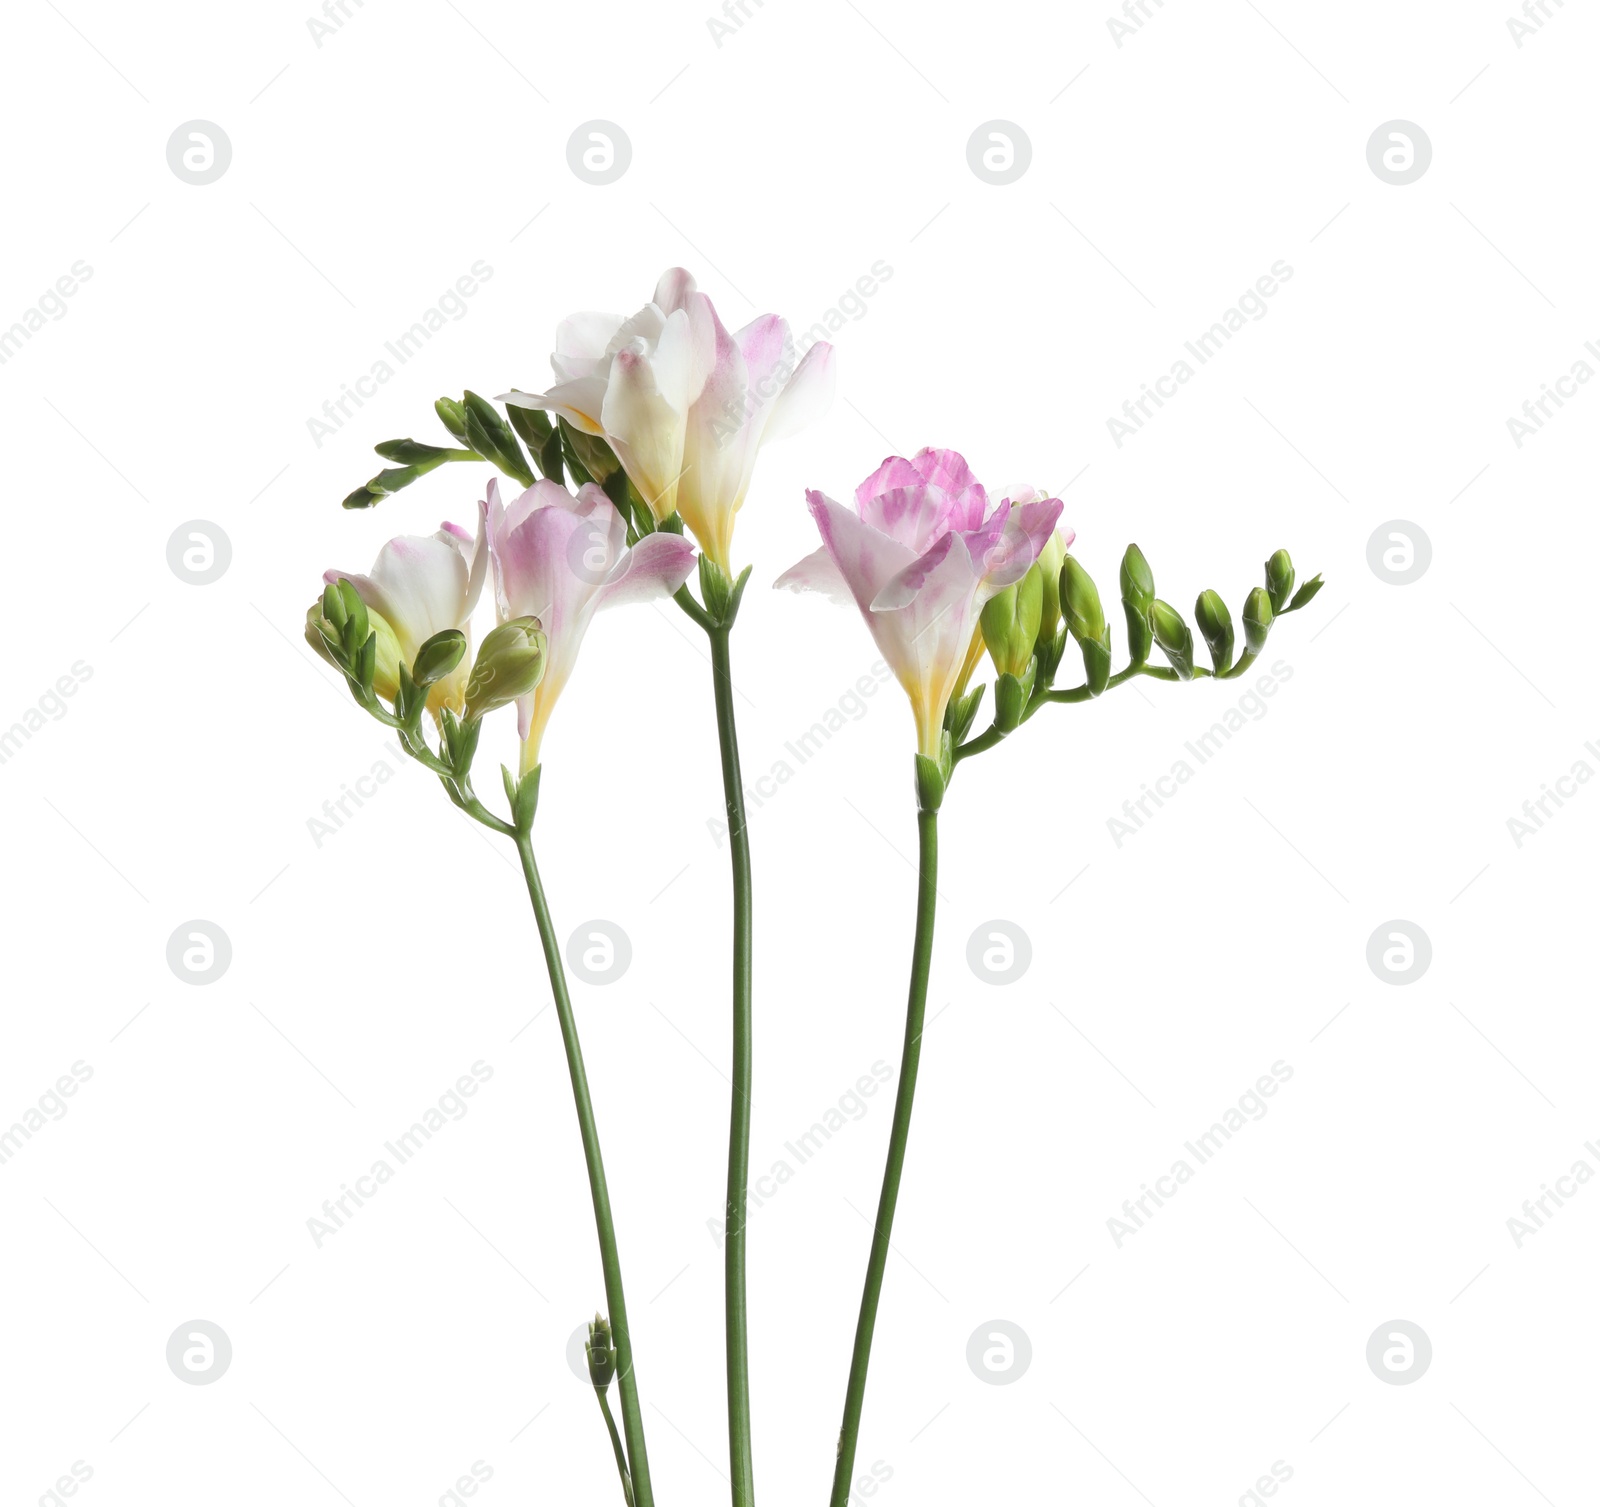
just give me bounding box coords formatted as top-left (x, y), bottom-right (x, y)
top-left (454, 714), bottom-right (483, 776)
top-left (1036, 625), bottom-right (1067, 687)
top-left (435, 397), bottom-right (471, 445)
top-left (914, 752), bottom-right (946, 813)
top-left (559, 421), bottom-right (598, 487)
top-left (1081, 631), bottom-right (1112, 695)
top-left (992, 661), bottom-right (1036, 733)
top-left (511, 764), bottom-right (541, 833)
top-left (728, 564), bottom-right (754, 623)
top-left (355, 631), bottom-right (377, 695)
top-left (945, 682), bottom-right (986, 745)
top-left (394, 663), bottom-right (420, 724)
top-left (1285, 573), bottom-right (1324, 612)
top-left (699, 555), bottom-right (734, 625)
top-left (462, 391), bottom-right (534, 486)
top-left (439, 707), bottom-right (463, 767)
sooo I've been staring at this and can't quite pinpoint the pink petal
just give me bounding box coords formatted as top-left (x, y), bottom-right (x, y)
top-left (593, 531), bottom-right (698, 611)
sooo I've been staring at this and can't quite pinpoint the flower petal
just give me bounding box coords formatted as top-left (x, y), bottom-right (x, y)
top-left (593, 531), bottom-right (697, 611)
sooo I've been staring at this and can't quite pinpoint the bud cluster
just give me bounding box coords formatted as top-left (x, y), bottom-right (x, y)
top-left (948, 535), bottom-right (1324, 777)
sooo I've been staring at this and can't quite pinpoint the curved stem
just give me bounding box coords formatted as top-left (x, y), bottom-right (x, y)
top-left (515, 832), bottom-right (654, 1507)
top-left (709, 621), bottom-right (757, 1507)
top-left (829, 805), bottom-right (939, 1507)
top-left (596, 1391), bottom-right (636, 1507)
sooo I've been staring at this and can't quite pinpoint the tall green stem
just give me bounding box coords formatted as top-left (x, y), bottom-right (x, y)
top-left (515, 831), bottom-right (654, 1507)
top-left (829, 805), bottom-right (939, 1507)
top-left (709, 621), bottom-right (756, 1507)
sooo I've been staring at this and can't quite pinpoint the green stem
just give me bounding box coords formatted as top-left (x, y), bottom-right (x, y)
top-left (596, 1391), bottom-right (636, 1507)
top-left (709, 621), bottom-right (756, 1507)
top-left (829, 805), bottom-right (939, 1507)
top-left (514, 831), bottom-right (654, 1507)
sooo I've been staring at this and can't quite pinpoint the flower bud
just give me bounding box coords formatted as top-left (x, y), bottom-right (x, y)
top-left (412, 629), bottom-right (467, 688)
top-left (434, 396), bottom-right (470, 444)
top-left (1265, 549), bottom-right (1295, 613)
top-left (585, 1313), bottom-right (617, 1392)
top-left (1060, 556), bottom-right (1107, 645)
top-left (1243, 586), bottom-right (1274, 655)
top-left (980, 568), bottom-right (1043, 679)
top-left (1194, 589), bottom-right (1234, 675)
top-left (1149, 598), bottom-right (1194, 680)
top-left (1120, 544), bottom-right (1155, 667)
top-left (464, 617), bottom-right (547, 720)
top-left (1035, 531), bottom-right (1069, 647)
top-left (305, 593), bottom-right (402, 704)
top-left (562, 421), bottom-right (625, 486)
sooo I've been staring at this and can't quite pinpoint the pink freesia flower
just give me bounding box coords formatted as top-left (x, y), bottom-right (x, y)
top-left (319, 503), bottom-right (489, 716)
top-left (502, 268), bottom-right (833, 572)
top-left (775, 450), bottom-right (1067, 759)
top-left (486, 477), bottom-right (697, 771)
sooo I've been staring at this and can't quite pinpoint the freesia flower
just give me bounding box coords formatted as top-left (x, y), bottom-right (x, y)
top-left (775, 450), bottom-right (1067, 759)
top-left (486, 477), bottom-right (696, 771)
top-left (313, 504), bottom-right (488, 716)
top-left (502, 268), bottom-right (834, 573)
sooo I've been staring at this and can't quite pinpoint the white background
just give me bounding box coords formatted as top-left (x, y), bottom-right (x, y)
top-left (1, 1), bottom-right (1595, 1503)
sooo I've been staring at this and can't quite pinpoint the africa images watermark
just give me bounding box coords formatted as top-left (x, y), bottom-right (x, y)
top-left (705, 262), bottom-right (894, 449)
top-left (0, 260), bottom-right (94, 368)
top-left (1504, 338), bottom-right (1600, 448)
top-left (1504, 737), bottom-right (1600, 847)
top-left (306, 260), bottom-right (495, 448)
top-left (707, 660), bottom-right (897, 847)
top-left (1504, 1136), bottom-right (1600, 1247)
top-left (1106, 1060), bottom-right (1294, 1247)
top-left (1106, 260), bottom-right (1295, 449)
top-left (305, 1061), bottom-right (493, 1246)
top-left (1105, 660), bottom-right (1294, 848)
top-left (307, 741), bottom-right (408, 848)
top-left (1, 660), bottom-right (94, 769)
top-left (705, 1061), bottom-right (893, 1245)
top-left (0, 1061), bottom-right (94, 1167)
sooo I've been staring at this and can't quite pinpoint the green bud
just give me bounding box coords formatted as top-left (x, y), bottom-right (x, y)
top-left (1060, 555), bottom-right (1107, 645)
top-left (1243, 587), bottom-right (1274, 655)
top-left (463, 391), bottom-right (534, 487)
top-left (412, 629), bottom-right (467, 688)
top-left (506, 405), bottom-right (569, 484)
top-left (1149, 599), bottom-right (1195, 680)
top-left (1119, 544), bottom-right (1155, 667)
top-left (341, 485), bottom-right (382, 510)
top-left (981, 569), bottom-right (1043, 679)
top-left (435, 397), bottom-right (471, 444)
top-left (1194, 589), bottom-right (1234, 675)
top-left (1035, 532), bottom-right (1069, 646)
top-left (1265, 549), bottom-right (1295, 614)
top-left (374, 438), bottom-right (455, 465)
top-left (464, 617), bottom-right (547, 720)
top-left (585, 1313), bottom-right (617, 1392)
top-left (561, 421), bottom-right (625, 486)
